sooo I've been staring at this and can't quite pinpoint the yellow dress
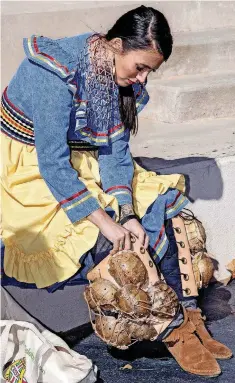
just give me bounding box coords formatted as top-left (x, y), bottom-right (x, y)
top-left (1, 133), bottom-right (186, 288)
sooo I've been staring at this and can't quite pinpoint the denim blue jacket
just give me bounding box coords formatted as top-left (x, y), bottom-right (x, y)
top-left (2, 33), bottom-right (149, 223)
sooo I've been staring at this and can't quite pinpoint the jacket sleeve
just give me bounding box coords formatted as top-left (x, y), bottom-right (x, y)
top-left (30, 63), bottom-right (100, 223)
top-left (98, 129), bottom-right (134, 206)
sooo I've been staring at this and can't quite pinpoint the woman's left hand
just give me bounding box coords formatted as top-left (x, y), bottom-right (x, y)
top-left (122, 218), bottom-right (149, 249)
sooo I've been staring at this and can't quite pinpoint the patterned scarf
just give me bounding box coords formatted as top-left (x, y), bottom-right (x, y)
top-left (73, 34), bottom-right (147, 144)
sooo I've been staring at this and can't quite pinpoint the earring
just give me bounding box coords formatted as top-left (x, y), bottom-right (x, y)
top-left (112, 56), bottom-right (116, 77)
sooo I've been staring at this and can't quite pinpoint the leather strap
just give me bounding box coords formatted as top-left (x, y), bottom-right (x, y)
top-left (172, 216), bottom-right (198, 297)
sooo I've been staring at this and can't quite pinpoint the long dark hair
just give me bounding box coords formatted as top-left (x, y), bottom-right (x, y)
top-left (105, 5), bottom-right (173, 135)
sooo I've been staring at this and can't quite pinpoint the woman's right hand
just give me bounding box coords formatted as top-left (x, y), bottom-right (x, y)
top-left (87, 208), bottom-right (132, 250)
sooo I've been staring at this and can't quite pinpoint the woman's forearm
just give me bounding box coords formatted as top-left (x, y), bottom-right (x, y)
top-left (87, 208), bottom-right (111, 226)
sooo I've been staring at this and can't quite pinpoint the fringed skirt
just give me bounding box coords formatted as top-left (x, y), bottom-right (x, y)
top-left (1, 132), bottom-right (188, 289)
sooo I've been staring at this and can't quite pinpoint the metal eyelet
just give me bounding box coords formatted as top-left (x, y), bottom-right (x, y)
top-left (140, 247), bottom-right (145, 254)
top-left (184, 288), bottom-right (191, 295)
top-left (179, 241), bottom-right (185, 248)
top-left (183, 274), bottom-right (189, 281)
top-left (130, 235), bottom-right (136, 243)
top-left (174, 227), bottom-right (181, 234)
top-left (179, 257), bottom-right (187, 264)
top-left (149, 260), bottom-right (153, 268)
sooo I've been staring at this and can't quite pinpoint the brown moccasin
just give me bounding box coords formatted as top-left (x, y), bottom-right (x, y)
top-left (163, 308), bottom-right (221, 377)
top-left (187, 308), bottom-right (233, 360)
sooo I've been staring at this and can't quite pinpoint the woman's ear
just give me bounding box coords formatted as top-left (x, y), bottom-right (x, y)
top-left (110, 38), bottom-right (123, 54)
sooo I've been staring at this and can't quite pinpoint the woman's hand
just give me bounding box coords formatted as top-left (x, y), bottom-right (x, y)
top-left (87, 208), bottom-right (132, 251)
top-left (122, 218), bottom-right (149, 249)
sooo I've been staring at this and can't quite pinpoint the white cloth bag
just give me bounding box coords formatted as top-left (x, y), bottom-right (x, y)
top-left (1, 288), bottom-right (97, 383)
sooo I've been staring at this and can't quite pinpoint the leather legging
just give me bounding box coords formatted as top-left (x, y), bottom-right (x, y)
top-left (158, 218), bottom-right (197, 308)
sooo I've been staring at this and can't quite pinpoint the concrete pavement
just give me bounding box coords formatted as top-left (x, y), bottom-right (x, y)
top-left (71, 281), bottom-right (235, 383)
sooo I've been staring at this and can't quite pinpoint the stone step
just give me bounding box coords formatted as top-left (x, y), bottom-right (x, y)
top-left (130, 117), bottom-right (235, 159)
top-left (142, 72), bottom-right (235, 123)
top-left (152, 0), bottom-right (235, 32)
top-left (2, 1), bottom-right (235, 89)
top-left (3, 1), bottom-right (235, 32)
top-left (1, 2), bottom-right (140, 90)
top-left (152, 28), bottom-right (235, 79)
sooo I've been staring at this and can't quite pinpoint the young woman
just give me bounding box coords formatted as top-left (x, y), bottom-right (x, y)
top-left (1, 5), bottom-right (232, 376)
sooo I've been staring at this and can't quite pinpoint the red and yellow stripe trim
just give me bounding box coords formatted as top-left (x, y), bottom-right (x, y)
top-left (2, 88), bottom-right (33, 125)
top-left (166, 193), bottom-right (187, 216)
top-left (153, 234), bottom-right (168, 257)
top-left (27, 36), bottom-right (70, 78)
top-left (152, 224), bottom-right (168, 257)
top-left (59, 188), bottom-right (94, 212)
top-left (105, 185), bottom-right (132, 194)
top-left (63, 194), bottom-right (92, 212)
top-left (1, 106), bottom-right (34, 136)
top-left (59, 188), bottom-right (88, 206)
top-left (79, 123), bottom-right (125, 143)
top-left (153, 225), bottom-right (165, 250)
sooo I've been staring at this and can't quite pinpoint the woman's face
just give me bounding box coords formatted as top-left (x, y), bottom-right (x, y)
top-left (111, 40), bottom-right (164, 87)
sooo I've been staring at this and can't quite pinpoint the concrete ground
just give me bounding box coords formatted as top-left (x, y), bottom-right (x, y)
top-left (131, 117), bottom-right (235, 159)
top-left (62, 281), bottom-right (235, 383)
